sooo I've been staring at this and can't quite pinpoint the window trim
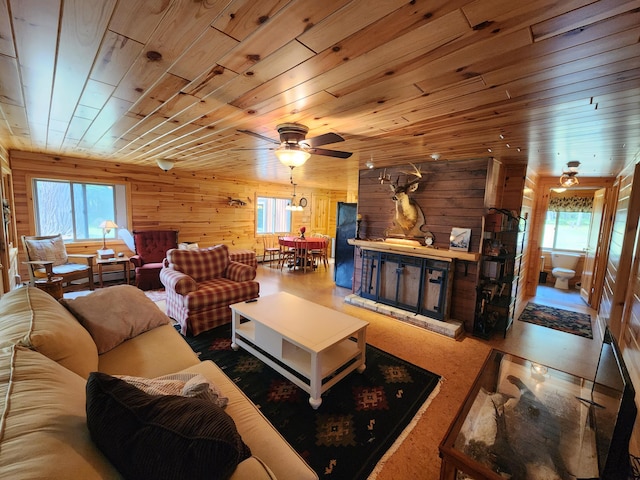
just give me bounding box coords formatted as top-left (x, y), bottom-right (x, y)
top-left (542, 209), bottom-right (591, 252)
top-left (27, 174), bottom-right (131, 244)
top-left (255, 195), bottom-right (293, 235)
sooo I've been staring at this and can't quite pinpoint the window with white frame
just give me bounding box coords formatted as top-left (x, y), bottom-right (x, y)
top-left (542, 194), bottom-right (593, 251)
top-left (33, 178), bottom-right (128, 241)
top-left (256, 196), bottom-right (292, 234)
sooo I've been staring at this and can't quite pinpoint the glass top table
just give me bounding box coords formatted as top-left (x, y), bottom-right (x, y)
top-left (439, 348), bottom-right (627, 480)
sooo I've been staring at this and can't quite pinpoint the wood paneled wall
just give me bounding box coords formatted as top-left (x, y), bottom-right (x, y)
top-left (354, 158), bottom-right (496, 330)
top-left (599, 164), bottom-right (640, 340)
top-left (502, 163), bottom-right (531, 321)
top-left (9, 150), bottom-right (346, 280)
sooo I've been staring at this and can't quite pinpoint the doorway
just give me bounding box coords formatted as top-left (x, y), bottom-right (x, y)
top-left (534, 186), bottom-right (612, 315)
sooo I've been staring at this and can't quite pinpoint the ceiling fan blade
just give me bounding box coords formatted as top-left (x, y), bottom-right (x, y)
top-left (308, 147), bottom-right (353, 159)
top-left (306, 132), bottom-right (344, 147)
top-left (231, 147), bottom-right (276, 151)
top-left (237, 129), bottom-right (280, 145)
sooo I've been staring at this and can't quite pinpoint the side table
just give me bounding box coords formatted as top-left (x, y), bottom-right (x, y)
top-left (35, 276), bottom-right (63, 300)
top-left (97, 256), bottom-right (130, 288)
top-left (23, 260), bottom-right (64, 300)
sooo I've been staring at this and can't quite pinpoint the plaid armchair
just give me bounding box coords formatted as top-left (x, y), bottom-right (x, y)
top-left (160, 244), bottom-right (259, 336)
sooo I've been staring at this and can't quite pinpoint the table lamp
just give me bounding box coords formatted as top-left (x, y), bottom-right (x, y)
top-left (98, 220), bottom-right (118, 259)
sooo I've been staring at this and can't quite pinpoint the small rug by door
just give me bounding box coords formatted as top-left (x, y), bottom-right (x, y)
top-left (518, 302), bottom-right (593, 339)
top-left (184, 324), bottom-right (441, 480)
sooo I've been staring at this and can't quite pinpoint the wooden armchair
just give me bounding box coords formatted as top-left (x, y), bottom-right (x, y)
top-left (22, 234), bottom-right (95, 291)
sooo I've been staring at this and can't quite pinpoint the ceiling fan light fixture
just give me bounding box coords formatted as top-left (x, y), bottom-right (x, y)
top-left (156, 158), bottom-right (175, 171)
top-left (559, 173), bottom-right (579, 187)
top-left (275, 144), bottom-right (310, 167)
top-left (559, 161), bottom-right (580, 188)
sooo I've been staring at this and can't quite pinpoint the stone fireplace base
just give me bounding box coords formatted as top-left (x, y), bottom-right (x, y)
top-left (344, 294), bottom-right (464, 339)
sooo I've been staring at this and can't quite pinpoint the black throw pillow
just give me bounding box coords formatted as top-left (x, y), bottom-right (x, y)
top-left (86, 372), bottom-right (251, 480)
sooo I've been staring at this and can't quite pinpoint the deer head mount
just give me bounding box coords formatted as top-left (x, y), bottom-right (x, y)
top-left (383, 163), bottom-right (428, 241)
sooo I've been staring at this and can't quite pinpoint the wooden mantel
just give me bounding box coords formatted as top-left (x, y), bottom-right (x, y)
top-left (348, 239), bottom-right (480, 262)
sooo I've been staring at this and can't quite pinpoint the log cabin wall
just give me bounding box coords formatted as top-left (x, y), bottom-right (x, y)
top-left (9, 150), bottom-right (346, 282)
top-left (353, 157), bottom-right (499, 331)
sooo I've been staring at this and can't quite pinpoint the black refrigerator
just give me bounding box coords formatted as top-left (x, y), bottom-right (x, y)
top-left (334, 202), bottom-right (357, 289)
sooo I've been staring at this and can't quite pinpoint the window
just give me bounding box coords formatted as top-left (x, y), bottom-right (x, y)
top-left (256, 196), bottom-right (291, 234)
top-left (33, 179), bottom-right (128, 241)
top-left (542, 195), bottom-right (593, 250)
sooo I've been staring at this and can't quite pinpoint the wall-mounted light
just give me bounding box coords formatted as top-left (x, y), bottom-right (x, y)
top-left (275, 144), bottom-right (310, 167)
top-left (156, 158), bottom-right (175, 171)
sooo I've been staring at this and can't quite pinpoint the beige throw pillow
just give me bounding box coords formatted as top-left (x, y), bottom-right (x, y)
top-left (60, 285), bottom-right (170, 354)
top-left (24, 234), bottom-right (69, 266)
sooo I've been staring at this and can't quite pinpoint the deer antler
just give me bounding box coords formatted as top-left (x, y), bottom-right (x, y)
top-left (378, 168), bottom-right (391, 184)
top-left (399, 163), bottom-right (422, 179)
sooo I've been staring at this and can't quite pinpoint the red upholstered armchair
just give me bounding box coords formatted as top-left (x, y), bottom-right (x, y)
top-left (160, 244), bottom-right (259, 336)
top-left (130, 230), bottom-right (178, 290)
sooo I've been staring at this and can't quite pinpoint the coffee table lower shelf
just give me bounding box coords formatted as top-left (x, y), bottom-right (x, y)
top-left (230, 292), bottom-right (368, 409)
top-left (232, 321), bottom-right (366, 409)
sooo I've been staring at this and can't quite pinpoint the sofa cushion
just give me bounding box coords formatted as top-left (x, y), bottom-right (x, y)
top-left (98, 323), bottom-right (199, 378)
top-left (167, 244), bottom-right (230, 282)
top-left (86, 372), bottom-right (252, 480)
top-left (0, 345), bottom-right (119, 479)
top-left (23, 234), bottom-right (68, 266)
top-left (187, 278), bottom-right (259, 311)
top-left (0, 287), bottom-right (98, 378)
top-left (60, 284), bottom-right (169, 354)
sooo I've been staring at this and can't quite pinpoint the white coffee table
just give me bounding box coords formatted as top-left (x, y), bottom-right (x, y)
top-left (230, 292), bottom-right (369, 409)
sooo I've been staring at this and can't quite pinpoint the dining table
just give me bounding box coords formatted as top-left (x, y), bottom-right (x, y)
top-left (279, 236), bottom-right (328, 272)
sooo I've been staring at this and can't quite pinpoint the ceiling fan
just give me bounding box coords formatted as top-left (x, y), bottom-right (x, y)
top-left (236, 123), bottom-right (353, 163)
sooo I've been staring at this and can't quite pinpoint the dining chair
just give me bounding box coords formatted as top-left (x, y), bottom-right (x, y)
top-left (262, 235), bottom-right (280, 266)
top-left (293, 237), bottom-right (313, 273)
top-left (278, 237), bottom-right (296, 270)
top-left (310, 235), bottom-right (330, 271)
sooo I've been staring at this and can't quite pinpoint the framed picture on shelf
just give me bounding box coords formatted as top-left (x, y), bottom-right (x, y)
top-left (450, 228), bottom-right (471, 252)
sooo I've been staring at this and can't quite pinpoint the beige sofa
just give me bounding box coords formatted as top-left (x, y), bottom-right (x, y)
top-left (0, 286), bottom-right (317, 480)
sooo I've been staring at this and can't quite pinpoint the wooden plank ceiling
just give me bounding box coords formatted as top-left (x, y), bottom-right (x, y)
top-left (0, 0), bottom-right (638, 191)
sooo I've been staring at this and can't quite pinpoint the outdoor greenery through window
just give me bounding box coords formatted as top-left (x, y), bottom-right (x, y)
top-left (542, 194), bottom-right (593, 251)
top-left (256, 196), bottom-right (291, 234)
top-left (33, 179), bottom-right (127, 241)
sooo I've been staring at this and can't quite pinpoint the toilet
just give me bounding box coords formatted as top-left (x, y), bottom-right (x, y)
top-left (551, 252), bottom-right (581, 290)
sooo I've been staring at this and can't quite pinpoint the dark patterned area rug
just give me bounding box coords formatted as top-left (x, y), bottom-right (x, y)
top-left (184, 324), bottom-right (441, 480)
top-left (518, 302), bottom-right (593, 339)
